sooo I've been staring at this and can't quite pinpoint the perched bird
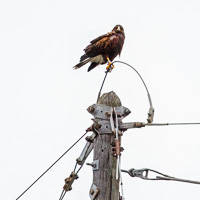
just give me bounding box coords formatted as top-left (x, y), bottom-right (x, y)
top-left (73, 25), bottom-right (125, 72)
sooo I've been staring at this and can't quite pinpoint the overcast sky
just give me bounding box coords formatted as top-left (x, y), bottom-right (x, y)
top-left (1, 0), bottom-right (200, 200)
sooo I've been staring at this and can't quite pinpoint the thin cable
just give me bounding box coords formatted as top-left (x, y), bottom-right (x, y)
top-left (59, 189), bottom-right (65, 200)
top-left (119, 156), bottom-right (124, 200)
top-left (156, 176), bottom-right (200, 184)
top-left (147, 122), bottom-right (200, 126)
top-left (112, 60), bottom-right (153, 108)
top-left (76, 164), bottom-right (84, 174)
top-left (73, 162), bottom-right (78, 172)
top-left (97, 69), bottom-right (110, 102)
top-left (122, 168), bottom-right (200, 184)
top-left (97, 61), bottom-right (154, 123)
top-left (58, 139), bottom-right (93, 200)
top-left (59, 190), bottom-right (67, 200)
top-left (16, 131), bottom-right (88, 200)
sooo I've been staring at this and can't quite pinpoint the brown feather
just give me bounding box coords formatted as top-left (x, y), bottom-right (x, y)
top-left (74, 25), bottom-right (125, 72)
top-left (73, 58), bottom-right (91, 69)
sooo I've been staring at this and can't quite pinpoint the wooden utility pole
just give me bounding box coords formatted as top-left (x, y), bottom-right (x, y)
top-left (87, 91), bottom-right (130, 200)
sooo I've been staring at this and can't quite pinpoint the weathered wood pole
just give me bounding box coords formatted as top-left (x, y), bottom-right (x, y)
top-left (87, 91), bottom-right (130, 200)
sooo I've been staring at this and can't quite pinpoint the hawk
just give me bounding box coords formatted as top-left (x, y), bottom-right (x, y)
top-left (73, 25), bottom-right (125, 72)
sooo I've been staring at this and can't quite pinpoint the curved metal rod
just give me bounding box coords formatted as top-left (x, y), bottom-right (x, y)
top-left (97, 61), bottom-right (154, 122)
top-left (97, 69), bottom-right (110, 102)
top-left (112, 60), bottom-right (155, 123)
top-left (112, 61), bottom-right (153, 108)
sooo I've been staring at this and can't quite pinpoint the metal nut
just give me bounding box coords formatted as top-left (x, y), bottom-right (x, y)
top-left (90, 189), bottom-right (94, 195)
top-left (87, 106), bottom-right (95, 113)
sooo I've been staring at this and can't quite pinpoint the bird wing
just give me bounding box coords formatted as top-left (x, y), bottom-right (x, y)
top-left (90, 32), bottom-right (111, 44)
top-left (84, 31), bottom-right (119, 57)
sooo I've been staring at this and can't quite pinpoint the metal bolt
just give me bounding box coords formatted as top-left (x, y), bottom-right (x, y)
top-left (90, 189), bottom-right (94, 195)
top-left (87, 106), bottom-right (95, 113)
top-left (86, 162), bottom-right (96, 168)
top-left (105, 112), bottom-right (111, 117)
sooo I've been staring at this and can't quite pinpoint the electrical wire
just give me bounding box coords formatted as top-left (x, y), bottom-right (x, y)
top-left (58, 138), bottom-right (93, 200)
top-left (122, 168), bottom-right (200, 184)
top-left (97, 68), bottom-right (110, 102)
top-left (16, 131), bottom-right (88, 200)
top-left (147, 122), bottom-right (200, 126)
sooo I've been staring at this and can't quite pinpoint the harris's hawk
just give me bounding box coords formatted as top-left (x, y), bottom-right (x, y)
top-left (73, 25), bottom-right (125, 72)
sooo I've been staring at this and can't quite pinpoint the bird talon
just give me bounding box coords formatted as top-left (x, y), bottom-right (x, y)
top-left (106, 57), bottom-right (114, 72)
top-left (106, 63), bottom-right (114, 72)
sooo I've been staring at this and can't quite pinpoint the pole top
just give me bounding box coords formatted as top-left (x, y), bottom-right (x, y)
top-left (97, 91), bottom-right (122, 107)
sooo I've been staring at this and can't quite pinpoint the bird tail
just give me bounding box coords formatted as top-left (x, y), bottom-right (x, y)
top-left (80, 54), bottom-right (88, 62)
top-left (73, 58), bottom-right (91, 70)
top-left (88, 62), bottom-right (98, 72)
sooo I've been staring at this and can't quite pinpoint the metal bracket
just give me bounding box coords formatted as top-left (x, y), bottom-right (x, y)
top-left (110, 107), bottom-right (115, 134)
top-left (92, 160), bottom-right (99, 171)
top-left (87, 160), bottom-right (99, 171)
top-left (76, 133), bottom-right (96, 165)
top-left (87, 104), bottom-right (131, 120)
top-left (89, 183), bottom-right (99, 200)
top-left (147, 107), bottom-right (154, 123)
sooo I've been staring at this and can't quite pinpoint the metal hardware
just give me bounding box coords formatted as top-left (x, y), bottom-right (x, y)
top-left (86, 162), bottom-right (95, 167)
top-left (92, 160), bottom-right (99, 171)
top-left (89, 184), bottom-right (99, 200)
top-left (86, 132), bottom-right (97, 142)
top-left (119, 122), bottom-right (145, 130)
top-left (121, 168), bottom-right (200, 184)
top-left (76, 133), bottom-right (96, 165)
top-left (94, 119), bottom-right (112, 134)
top-left (147, 107), bottom-right (154, 123)
top-left (110, 107), bottom-right (115, 134)
top-left (76, 143), bottom-right (94, 165)
top-left (63, 172), bottom-right (78, 191)
top-left (86, 160), bottom-right (99, 171)
top-left (87, 104), bottom-right (130, 120)
top-left (113, 107), bottom-right (120, 180)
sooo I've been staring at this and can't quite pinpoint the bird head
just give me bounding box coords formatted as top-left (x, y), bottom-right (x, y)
top-left (112, 25), bottom-right (125, 36)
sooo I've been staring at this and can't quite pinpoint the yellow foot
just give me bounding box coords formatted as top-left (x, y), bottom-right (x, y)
top-left (106, 62), bottom-right (115, 72)
top-left (106, 56), bottom-right (114, 72)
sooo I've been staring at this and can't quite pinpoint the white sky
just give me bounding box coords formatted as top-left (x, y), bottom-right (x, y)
top-left (1, 0), bottom-right (200, 199)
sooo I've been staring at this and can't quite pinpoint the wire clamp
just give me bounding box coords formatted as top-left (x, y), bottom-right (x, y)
top-left (63, 172), bottom-right (79, 192)
top-left (89, 183), bottom-right (99, 200)
top-left (121, 168), bottom-right (200, 184)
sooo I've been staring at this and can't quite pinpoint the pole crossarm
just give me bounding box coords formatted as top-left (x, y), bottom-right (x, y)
top-left (122, 168), bottom-right (200, 185)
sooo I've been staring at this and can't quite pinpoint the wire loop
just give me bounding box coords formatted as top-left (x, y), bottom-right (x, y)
top-left (97, 61), bottom-right (154, 123)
